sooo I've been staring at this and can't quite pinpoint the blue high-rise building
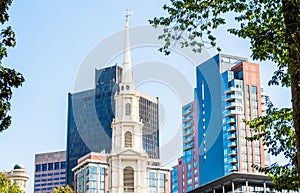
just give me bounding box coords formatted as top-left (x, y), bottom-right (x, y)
top-left (196, 54), bottom-right (269, 185)
top-left (171, 54), bottom-right (270, 192)
top-left (66, 65), bottom-right (160, 188)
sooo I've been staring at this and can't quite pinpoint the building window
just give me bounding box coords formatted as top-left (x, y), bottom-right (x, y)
top-left (42, 164), bottom-right (47, 171)
top-left (148, 172), bottom-right (157, 193)
top-left (125, 103), bottom-right (131, 115)
top-left (124, 167), bottom-right (134, 192)
top-left (194, 162), bottom-right (197, 168)
top-left (194, 169), bottom-right (198, 176)
top-left (159, 173), bottom-right (165, 192)
top-left (124, 131), bottom-right (133, 148)
top-left (252, 86), bottom-right (257, 94)
top-left (54, 162), bottom-right (60, 170)
top-left (100, 167), bottom-right (105, 192)
top-left (187, 172), bottom-right (192, 178)
top-left (60, 161), bottom-right (66, 169)
top-left (48, 163), bottom-right (53, 171)
top-left (36, 164), bottom-right (41, 172)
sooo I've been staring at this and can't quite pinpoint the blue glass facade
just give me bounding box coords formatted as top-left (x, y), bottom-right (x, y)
top-left (196, 54), bottom-right (225, 185)
top-left (66, 65), bottom-right (160, 188)
top-left (75, 165), bottom-right (106, 193)
top-left (66, 66), bottom-right (121, 188)
top-left (171, 167), bottom-right (178, 193)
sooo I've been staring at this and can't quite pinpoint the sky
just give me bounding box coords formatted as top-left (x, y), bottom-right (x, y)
top-left (0, 1), bottom-right (291, 193)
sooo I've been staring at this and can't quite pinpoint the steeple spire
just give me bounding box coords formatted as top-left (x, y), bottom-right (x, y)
top-left (123, 10), bottom-right (134, 83)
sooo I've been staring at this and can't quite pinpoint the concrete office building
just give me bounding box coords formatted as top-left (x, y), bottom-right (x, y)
top-left (34, 151), bottom-right (66, 193)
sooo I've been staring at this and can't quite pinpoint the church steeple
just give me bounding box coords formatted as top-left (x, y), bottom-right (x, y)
top-left (108, 12), bottom-right (170, 193)
top-left (122, 10), bottom-right (134, 84)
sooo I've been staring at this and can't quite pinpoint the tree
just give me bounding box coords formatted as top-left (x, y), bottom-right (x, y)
top-left (52, 185), bottom-right (73, 193)
top-left (246, 97), bottom-right (298, 190)
top-left (0, 0), bottom-right (25, 132)
top-left (0, 172), bottom-right (23, 193)
top-left (149, 0), bottom-right (300, 190)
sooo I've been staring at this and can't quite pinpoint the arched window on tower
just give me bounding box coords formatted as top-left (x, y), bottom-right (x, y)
top-left (125, 131), bottom-right (133, 148)
top-left (124, 166), bottom-right (134, 192)
top-left (125, 103), bottom-right (131, 115)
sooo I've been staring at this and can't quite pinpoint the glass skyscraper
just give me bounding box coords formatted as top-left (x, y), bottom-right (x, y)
top-left (66, 65), bottom-right (160, 188)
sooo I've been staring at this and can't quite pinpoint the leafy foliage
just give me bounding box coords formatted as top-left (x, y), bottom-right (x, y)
top-left (52, 185), bottom-right (73, 193)
top-left (0, 172), bottom-right (23, 193)
top-left (0, 0), bottom-right (25, 132)
top-left (246, 97), bottom-right (298, 190)
top-left (149, 0), bottom-right (299, 87)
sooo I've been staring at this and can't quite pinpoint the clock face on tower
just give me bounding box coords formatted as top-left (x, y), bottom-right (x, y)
top-left (126, 85), bottom-right (130, 90)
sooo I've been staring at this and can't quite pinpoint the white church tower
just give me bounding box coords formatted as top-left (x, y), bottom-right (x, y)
top-left (108, 11), bottom-right (149, 193)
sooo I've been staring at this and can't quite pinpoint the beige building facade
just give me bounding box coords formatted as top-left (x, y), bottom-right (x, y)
top-left (5, 164), bottom-right (29, 192)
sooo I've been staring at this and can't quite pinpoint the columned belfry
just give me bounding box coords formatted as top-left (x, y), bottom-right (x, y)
top-left (108, 11), bottom-right (148, 193)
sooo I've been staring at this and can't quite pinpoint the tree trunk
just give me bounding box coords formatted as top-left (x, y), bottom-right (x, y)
top-left (290, 53), bottom-right (300, 183)
top-left (282, 0), bottom-right (300, 183)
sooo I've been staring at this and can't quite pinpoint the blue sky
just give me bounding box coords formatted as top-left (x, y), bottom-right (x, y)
top-left (0, 1), bottom-right (291, 193)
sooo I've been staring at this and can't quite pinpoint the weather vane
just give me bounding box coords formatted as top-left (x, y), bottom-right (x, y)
top-left (124, 9), bottom-right (134, 20)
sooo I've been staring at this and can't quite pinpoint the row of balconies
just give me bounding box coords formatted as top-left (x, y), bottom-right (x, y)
top-left (228, 150), bottom-right (237, 156)
top-left (225, 101), bottom-right (243, 109)
top-left (183, 134), bottom-right (194, 143)
top-left (228, 126), bottom-right (236, 132)
top-left (225, 109), bottom-right (243, 117)
top-left (182, 106), bottom-right (193, 116)
top-left (183, 127), bottom-right (193, 137)
top-left (225, 93), bottom-right (243, 102)
top-left (183, 121), bottom-right (193, 129)
top-left (229, 158), bottom-right (237, 164)
top-left (225, 87), bottom-right (266, 104)
top-left (225, 87), bottom-right (265, 95)
top-left (183, 141), bottom-right (194, 150)
top-left (227, 134), bottom-right (236, 140)
top-left (228, 142), bottom-right (237, 148)
top-left (224, 87), bottom-right (242, 94)
top-left (182, 114), bottom-right (193, 123)
top-left (230, 165), bottom-right (238, 172)
top-left (227, 118), bottom-right (236, 124)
